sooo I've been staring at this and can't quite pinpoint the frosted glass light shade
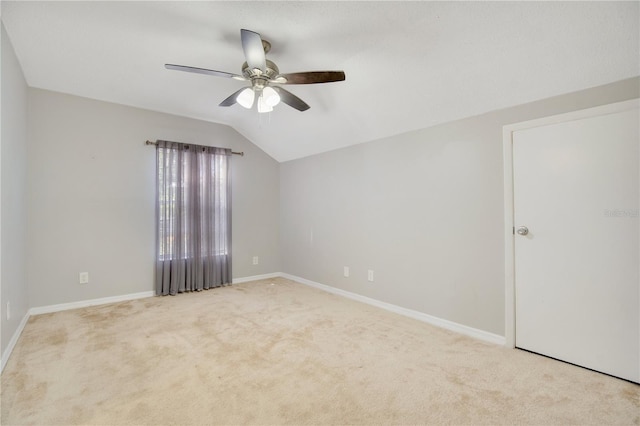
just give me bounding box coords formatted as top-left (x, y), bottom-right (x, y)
top-left (237, 88), bottom-right (255, 109)
top-left (262, 86), bottom-right (280, 107)
top-left (257, 94), bottom-right (273, 113)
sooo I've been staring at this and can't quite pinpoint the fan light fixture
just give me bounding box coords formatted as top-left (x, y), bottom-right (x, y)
top-left (239, 86), bottom-right (280, 113)
top-left (237, 88), bottom-right (255, 109)
top-left (257, 93), bottom-right (272, 113)
top-left (262, 87), bottom-right (280, 107)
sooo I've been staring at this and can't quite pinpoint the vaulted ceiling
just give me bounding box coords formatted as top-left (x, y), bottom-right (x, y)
top-left (2, 1), bottom-right (638, 162)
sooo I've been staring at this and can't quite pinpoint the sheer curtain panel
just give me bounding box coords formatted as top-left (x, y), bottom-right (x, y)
top-left (155, 140), bottom-right (232, 295)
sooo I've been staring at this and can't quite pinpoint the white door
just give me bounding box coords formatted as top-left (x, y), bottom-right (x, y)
top-left (512, 101), bottom-right (639, 383)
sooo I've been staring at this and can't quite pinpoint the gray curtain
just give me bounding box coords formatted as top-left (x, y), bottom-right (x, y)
top-left (155, 140), bottom-right (232, 295)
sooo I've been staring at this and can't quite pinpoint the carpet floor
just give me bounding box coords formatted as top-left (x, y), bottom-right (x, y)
top-left (1, 277), bottom-right (638, 425)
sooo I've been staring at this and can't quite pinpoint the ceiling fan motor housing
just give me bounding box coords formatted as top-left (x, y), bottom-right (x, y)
top-left (242, 59), bottom-right (280, 90)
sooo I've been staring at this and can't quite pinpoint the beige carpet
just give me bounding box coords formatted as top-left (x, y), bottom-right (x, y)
top-left (1, 277), bottom-right (638, 425)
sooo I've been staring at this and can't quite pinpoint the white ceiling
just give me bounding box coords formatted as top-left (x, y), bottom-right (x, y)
top-left (2, 1), bottom-right (639, 162)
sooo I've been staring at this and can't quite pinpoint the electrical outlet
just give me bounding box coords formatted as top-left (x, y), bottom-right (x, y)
top-left (367, 270), bottom-right (374, 282)
top-left (252, 256), bottom-right (259, 265)
top-left (343, 266), bottom-right (350, 277)
top-left (79, 272), bottom-right (89, 284)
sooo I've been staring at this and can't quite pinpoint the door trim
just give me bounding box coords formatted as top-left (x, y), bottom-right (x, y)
top-left (502, 98), bottom-right (639, 349)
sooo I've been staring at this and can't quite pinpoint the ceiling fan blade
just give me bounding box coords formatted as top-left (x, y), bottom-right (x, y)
top-left (219, 88), bottom-right (248, 107)
top-left (165, 64), bottom-right (246, 80)
top-left (241, 29), bottom-right (266, 72)
top-left (275, 71), bottom-right (345, 84)
top-left (272, 86), bottom-right (310, 111)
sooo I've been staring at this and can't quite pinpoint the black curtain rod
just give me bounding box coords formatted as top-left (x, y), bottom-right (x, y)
top-left (145, 140), bottom-right (244, 156)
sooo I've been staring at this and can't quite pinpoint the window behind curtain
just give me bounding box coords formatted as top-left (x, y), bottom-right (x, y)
top-left (155, 140), bottom-right (232, 295)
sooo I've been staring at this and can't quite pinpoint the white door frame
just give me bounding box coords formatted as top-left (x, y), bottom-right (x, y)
top-left (502, 98), bottom-right (640, 349)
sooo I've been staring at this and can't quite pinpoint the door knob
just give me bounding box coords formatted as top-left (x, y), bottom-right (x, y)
top-left (516, 226), bottom-right (529, 236)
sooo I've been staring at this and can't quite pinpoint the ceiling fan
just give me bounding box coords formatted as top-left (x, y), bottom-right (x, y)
top-left (165, 29), bottom-right (346, 113)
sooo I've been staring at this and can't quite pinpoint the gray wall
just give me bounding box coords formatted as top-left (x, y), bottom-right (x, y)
top-left (27, 89), bottom-right (280, 308)
top-left (280, 77), bottom-right (640, 336)
top-left (1, 24), bottom-right (30, 355)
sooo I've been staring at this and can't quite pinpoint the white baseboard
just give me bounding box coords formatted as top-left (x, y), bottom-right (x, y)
top-left (29, 291), bottom-right (155, 316)
top-left (280, 273), bottom-right (506, 346)
top-left (2, 272), bottom-right (504, 374)
top-left (232, 272), bottom-right (281, 284)
top-left (1, 310), bottom-right (31, 373)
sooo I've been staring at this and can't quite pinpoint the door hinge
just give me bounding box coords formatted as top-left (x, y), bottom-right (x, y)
top-left (512, 226), bottom-right (515, 235)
